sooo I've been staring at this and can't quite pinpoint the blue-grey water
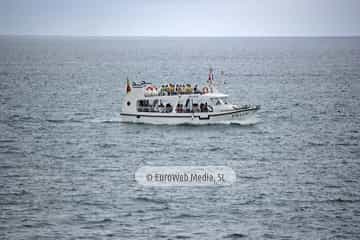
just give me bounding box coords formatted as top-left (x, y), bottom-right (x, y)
top-left (0, 36), bottom-right (360, 239)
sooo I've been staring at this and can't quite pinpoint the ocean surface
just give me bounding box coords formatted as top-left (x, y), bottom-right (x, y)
top-left (0, 36), bottom-right (360, 239)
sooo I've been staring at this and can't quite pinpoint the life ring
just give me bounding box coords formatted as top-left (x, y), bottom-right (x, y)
top-left (145, 85), bottom-right (157, 91)
top-left (202, 87), bottom-right (209, 94)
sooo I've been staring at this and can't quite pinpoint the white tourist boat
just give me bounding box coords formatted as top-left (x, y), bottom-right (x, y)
top-left (120, 69), bottom-right (260, 125)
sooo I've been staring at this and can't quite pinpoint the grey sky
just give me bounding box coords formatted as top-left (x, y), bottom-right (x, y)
top-left (1, 0), bottom-right (359, 36)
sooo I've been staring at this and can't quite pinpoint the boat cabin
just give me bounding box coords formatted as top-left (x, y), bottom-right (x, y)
top-left (122, 81), bottom-right (233, 114)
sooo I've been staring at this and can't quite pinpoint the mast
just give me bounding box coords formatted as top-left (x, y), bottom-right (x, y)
top-left (207, 67), bottom-right (217, 93)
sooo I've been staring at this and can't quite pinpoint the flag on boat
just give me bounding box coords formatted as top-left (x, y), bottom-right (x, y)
top-left (126, 77), bottom-right (131, 94)
top-left (208, 67), bottom-right (214, 82)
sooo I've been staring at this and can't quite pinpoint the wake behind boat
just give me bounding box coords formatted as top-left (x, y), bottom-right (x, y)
top-left (120, 69), bottom-right (260, 125)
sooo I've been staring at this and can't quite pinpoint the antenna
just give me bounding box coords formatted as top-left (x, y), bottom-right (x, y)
top-left (208, 66), bottom-right (214, 83)
top-left (220, 70), bottom-right (225, 85)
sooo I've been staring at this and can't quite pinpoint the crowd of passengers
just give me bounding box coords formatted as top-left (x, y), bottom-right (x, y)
top-left (138, 100), bottom-right (211, 113)
top-left (175, 102), bottom-right (211, 113)
top-left (159, 84), bottom-right (202, 96)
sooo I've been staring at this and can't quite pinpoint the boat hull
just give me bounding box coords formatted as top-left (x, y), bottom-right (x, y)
top-left (120, 107), bottom-right (259, 125)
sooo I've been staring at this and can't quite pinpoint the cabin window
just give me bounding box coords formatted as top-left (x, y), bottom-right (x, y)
top-left (221, 97), bottom-right (228, 104)
top-left (155, 102), bottom-right (173, 113)
top-left (210, 97), bottom-right (227, 105)
top-left (165, 103), bottom-right (173, 113)
top-left (137, 99), bottom-right (151, 112)
top-left (210, 98), bottom-right (222, 105)
top-left (136, 99), bottom-right (172, 113)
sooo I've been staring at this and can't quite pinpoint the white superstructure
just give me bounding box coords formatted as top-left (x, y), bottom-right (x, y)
top-left (120, 69), bottom-right (260, 125)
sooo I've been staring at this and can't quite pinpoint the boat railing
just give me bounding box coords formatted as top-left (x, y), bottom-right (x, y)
top-left (145, 91), bottom-right (203, 97)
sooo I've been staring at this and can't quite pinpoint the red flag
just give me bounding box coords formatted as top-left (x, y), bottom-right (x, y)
top-left (126, 78), bottom-right (131, 93)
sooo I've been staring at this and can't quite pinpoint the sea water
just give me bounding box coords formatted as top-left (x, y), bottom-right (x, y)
top-left (1, 36), bottom-right (360, 239)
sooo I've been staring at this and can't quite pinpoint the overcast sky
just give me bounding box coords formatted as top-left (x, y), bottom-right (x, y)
top-left (1, 0), bottom-right (359, 36)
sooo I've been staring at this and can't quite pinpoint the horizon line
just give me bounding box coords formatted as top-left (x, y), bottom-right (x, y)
top-left (1, 34), bottom-right (360, 38)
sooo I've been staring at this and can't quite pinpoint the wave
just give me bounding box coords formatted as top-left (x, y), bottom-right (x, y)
top-left (102, 154), bottom-right (122, 158)
top-left (223, 233), bottom-right (247, 239)
top-left (97, 143), bottom-right (117, 149)
top-left (47, 118), bottom-right (85, 124)
top-left (133, 196), bottom-right (168, 205)
top-left (73, 112), bottom-right (90, 116)
top-left (336, 142), bottom-right (358, 146)
top-left (228, 117), bottom-right (260, 126)
top-left (87, 218), bottom-right (113, 224)
top-left (327, 198), bottom-right (360, 203)
top-left (174, 235), bottom-right (192, 239)
top-left (46, 119), bottom-right (67, 123)
top-left (209, 147), bottom-right (222, 152)
top-left (307, 141), bottom-right (327, 147)
top-left (172, 213), bottom-right (201, 219)
top-left (0, 190), bottom-right (31, 196)
top-left (45, 117), bottom-right (122, 124)
top-left (89, 118), bottom-right (122, 124)
top-left (238, 175), bottom-right (263, 180)
top-left (287, 198), bottom-right (360, 204)
top-left (21, 222), bottom-right (53, 229)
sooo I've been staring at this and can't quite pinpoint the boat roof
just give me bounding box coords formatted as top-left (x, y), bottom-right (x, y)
top-left (203, 93), bottom-right (228, 98)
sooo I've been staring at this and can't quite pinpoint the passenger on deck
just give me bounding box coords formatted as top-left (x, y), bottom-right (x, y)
top-left (170, 84), bottom-right (175, 95)
top-left (176, 104), bottom-right (184, 113)
top-left (160, 85), bottom-right (165, 96)
top-left (192, 103), bottom-right (199, 112)
top-left (200, 103), bottom-right (204, 112)
top-left (181, 84), bottom-right (186, 94)
top-left (185, 99), bottom-right (191, 112)
top-left (158, 102), bottom-right (165, 113)
top-left (166, 103), bottom-right (173, 113)
top-left (186, 84), bottom-right (192, 94)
